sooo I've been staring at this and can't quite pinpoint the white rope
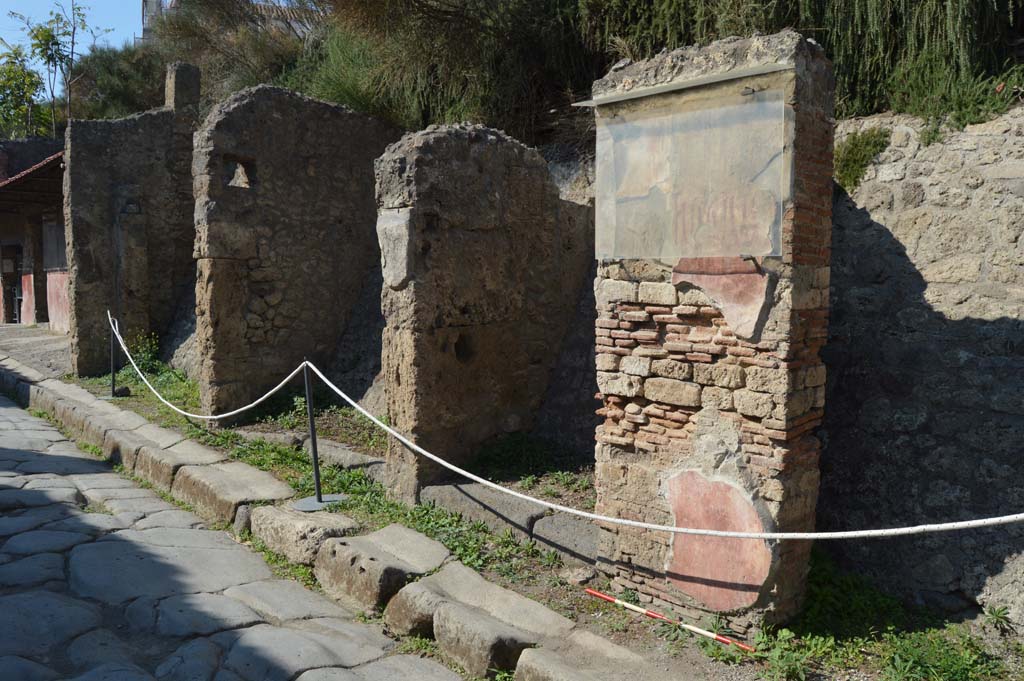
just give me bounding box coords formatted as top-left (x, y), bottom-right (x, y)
top-left (107, 311), bottom-right (305, 421)
top-left (305, 363), bottom-right (1024, 541)
top-left (107, 312), bottom-right (1024, 540)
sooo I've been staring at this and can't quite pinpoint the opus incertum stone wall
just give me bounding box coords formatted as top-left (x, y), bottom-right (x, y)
top-left (375, 125), bottom-right (594, 501)
top-left (590, 31), bottom-right (834, 628)
top-left (65, 63), bottom-right (200, 376)
top-left (193, 86), bottom-right (401, 414)
top-left (821, 110), bottom-right (1024, 622)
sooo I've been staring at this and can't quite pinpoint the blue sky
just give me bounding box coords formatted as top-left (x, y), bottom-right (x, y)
top-left (0, 0), bottom-right (142, 89)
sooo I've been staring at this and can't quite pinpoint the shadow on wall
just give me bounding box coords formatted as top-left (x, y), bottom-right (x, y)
top-left (818, 183), bottom-right (1024, 619)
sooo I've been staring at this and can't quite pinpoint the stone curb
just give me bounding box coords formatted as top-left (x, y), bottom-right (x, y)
top-left (0, 354), bottom-right (294, 524)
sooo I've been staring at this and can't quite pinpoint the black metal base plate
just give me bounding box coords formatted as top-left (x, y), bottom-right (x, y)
top-left (290, 493), bottom-right (348, 512)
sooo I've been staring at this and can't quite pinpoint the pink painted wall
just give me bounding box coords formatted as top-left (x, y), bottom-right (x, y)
top-left (19, 273), bottom-right (35, 324)
top-left (46, 271), bottom-right (70, 334)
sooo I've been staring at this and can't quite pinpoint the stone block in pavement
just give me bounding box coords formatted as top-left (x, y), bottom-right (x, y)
top-left (224, 579), bottom-right (353, 622)
top-left (155, 593), bottom-right (262, 636)
top-left (0, 553), bottom-right (65, 587)
top-left (314, 523), bottom-right (450, 612)
top-left (384, 562), bottom-right (573, 641)
top-left (134, 441), bottom-right (227, 492)
top-left (79, 410), bottom-right (148, 450)
top-left (0, 486), bottom-right (83, 509)
top-left (0, 655), bottom-right (58, 681)
top-left (212, 623), bottom-right (388, 681)
top-left (68, 629), bottom-right (136, 671)
top-left (0, 591), bottom-right (101, 656)
top-left (67, 662), bottom-right (155, 681)
top-left (434, 600), bottom-right (536, 678)
top-left (531, 513), bottom-right (598, 566)
top-left (251, 505), bottom-right (360, 565)
top-left (295, 655), bottom-right (461, 680)
top-left (513, 630), bottom-right (660, 681)
top-left (171, 461), bottom-right (294, 523)
top-left (134, 423), bottom-right (186, 449)
top-left (420, 482), bottom-right (546, 540)
top-left (2, 529), bottom-right (91, 554)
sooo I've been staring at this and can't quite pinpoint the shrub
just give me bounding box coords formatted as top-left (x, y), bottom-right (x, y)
top-left (834, 127), bottom-right (890, 192)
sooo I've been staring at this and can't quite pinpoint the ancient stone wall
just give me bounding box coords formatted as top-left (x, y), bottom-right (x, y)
top-left (0, 139), bottom-right (63, 179)
top-left (821, 110), bottom-right (1024, 620)
top-left (193, 86), bottom-right (400, 414)
top-left (64, 63), bottom-right (200, 375)
top-left (376, 125), bottom-right (594, 500)
top-left (590, 31), bottom-right (833, 628)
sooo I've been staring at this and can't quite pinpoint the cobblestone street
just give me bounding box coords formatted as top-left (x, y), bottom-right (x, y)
top-left (0, 395), bottom-right (458, 681)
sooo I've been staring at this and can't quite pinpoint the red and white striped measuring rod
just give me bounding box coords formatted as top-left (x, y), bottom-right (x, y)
top-left (584, 588), bottom-right (756, 652)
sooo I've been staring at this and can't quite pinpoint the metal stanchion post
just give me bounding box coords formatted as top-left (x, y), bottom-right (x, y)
top-left (291, 359), bottom-right (347, 512)
top-left (110, 319), bottom-right (117, 398)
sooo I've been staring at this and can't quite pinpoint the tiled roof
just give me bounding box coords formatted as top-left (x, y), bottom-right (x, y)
top-left (0, 151), bottom-right (63, 192)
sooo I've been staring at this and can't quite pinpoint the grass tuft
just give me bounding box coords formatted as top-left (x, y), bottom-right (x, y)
top-left (835, 127), bottom-right (891, 191)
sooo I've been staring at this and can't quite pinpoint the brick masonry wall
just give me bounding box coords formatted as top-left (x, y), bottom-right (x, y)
top-left (193, 86), bottom-right (400, 415)
top-left (821, 110), bottom-right (1024, 621)
top-left (590, 31), bottom-right (833, 628)
top-left (64, 63), bottom-right (199, 376)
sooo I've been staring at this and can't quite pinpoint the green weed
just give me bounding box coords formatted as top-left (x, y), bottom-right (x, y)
top-left (241, 530), bottom-right (318, 589)
top-left (396, 635), bottom-right (439, 657)
top-left (983, 605), bottom-right (1014, 635)
top-left (879, 627), bottom-right (1002, 681)
top-left (834, 127), bottom-right (891, 191)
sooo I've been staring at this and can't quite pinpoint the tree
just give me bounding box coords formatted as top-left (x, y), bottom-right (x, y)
top-left (11, 1), bottom-right (108, 136)
top-left (70, 44), bottom-right (165, 120)
top-left (0, 41), bottom-right (45, 138)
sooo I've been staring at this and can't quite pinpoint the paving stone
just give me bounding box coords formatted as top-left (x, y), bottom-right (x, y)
top-left (67, 662), bottom-right (156, 681)
top-left (83, 487), bottom-right (161, 506)
top-left (156, 593), bottom-right (263, 636)
top-left (72, 473), bottom-right (139, 490)
top-left (251, 505), bottom-right (359, 565)
top-left (154, 638), bottom-right (223, 681)
top-left (0, 486), bottom-right (83, 508)
top-left (224, 579), bottom-right (353, 622)
top-left (0, 590), bottom-right (101, 656)
top-left (125, 596), bottom-right (158, 631)
top-left (134, 510), bottom-right (205, 529)
top-left (306, 439), bottom-right (384, 477)
top-left (314, 523), bottom-right (450, 611)
top-left (0, 655), bottom-right (59, 680)
top-left (69, 532), bottom-right (272, 604)
top-left (421, 482), bottom-right (547, 540)
top-left (42, 513), bottom-right (130, 535)
top-left (0, 552), bottom-right (65, 586)
top-left (171, 461), bottom-right (295, 522)
top-left (103, 496), bottom-right (177, 516)
top-left (0, 504), bottom-right (75, 535)
top-left (68, 629), bottom-right (137, 671)
top-left (2, 529), bottom-right (92, 554)
top-left (354, 655), bottom-right (462, 681)
top-left (434, 600), bottom-right (536, 678)
top-left (16, 456), bottom-right (107, 475)
top-left (213, 623), bottom-right (388, 681)
top-left (384, 562), bottom-right (574, 640)
top-left (531, 514), bottom-right (598, 566)
top-left (23, 477), bottom-right (78, 489)
top-left (99, 527), bottom-right (243, 549)
top-left (134, 442), bottom-right (227, 492)
top-left (79, 411), bottom-right (148, 449)
top-left (513, 630), bottom-right (656, 681)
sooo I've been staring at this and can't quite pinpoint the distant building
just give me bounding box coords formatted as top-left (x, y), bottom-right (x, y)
top-left (139, 0), bottom-right (322, 43)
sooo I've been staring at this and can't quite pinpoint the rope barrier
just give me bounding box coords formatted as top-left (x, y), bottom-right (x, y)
top-left (108, 312), bottom-right (1024, 541)
top-left (107, 311), bottom-right (305, 421)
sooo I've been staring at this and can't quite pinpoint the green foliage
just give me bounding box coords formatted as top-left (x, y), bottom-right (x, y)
top-left (241, 530), bottom-right (318, 588)
top-left (983, 605), bottom-right (1014, 635)
top-left (580, 0), bottom-right (1021, 119)
top-left (755, 628), bottom-right (813, 681)
top-left (0, 42), bottom-right (47, 137)
top-left (887, 51), bottom-right (1024, 130)
top-left (396, 635), bottom-right (439, 656)
top-left (126, 332), bottom-right (163, 374)
top-left (70, 43), bottom-right (166, 120)
top-left (834, 127), bottom-right (890, 192)
top-left (879, 628), bottom-right (1002, 681)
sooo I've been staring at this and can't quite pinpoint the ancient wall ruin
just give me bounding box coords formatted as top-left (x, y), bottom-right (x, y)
top-left (193, 86), bottom-right (400, 414)
top-left (590, 32), bottom-right (833, 627)
top-left (376, 125), bottom-right (594, 500)
top-left (64, 63), bottom-right (200, 375)
top-left (821, 110), bottom-right (1024, 620)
